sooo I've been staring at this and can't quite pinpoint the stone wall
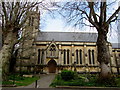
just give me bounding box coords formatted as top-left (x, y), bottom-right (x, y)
top-left (15, 40), bottom-right (120, 74)
top-left (34, 41), bottom-right (119, 74)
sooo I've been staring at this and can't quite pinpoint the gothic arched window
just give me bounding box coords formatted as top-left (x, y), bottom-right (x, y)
top-left (92, 50), bottom-right (95, 64)
top-left (38, 49), bottom-right (41, 64)
top-left (79, 49), bottom-right (82, 64)
top-left (41, 49), bottom-right (44, 64)
top-left (49, 44), bottom-right (56, 56)
top-left (67, 49), bottom-right (70, 64)
top-left (76, 49), bottom-right (79, 64)
top-left (88, 49), bottom-right (92, 64)
top-left (63, 49), bottom-right (66, 64)
top-left (29, 17), bottom-right (34, 26)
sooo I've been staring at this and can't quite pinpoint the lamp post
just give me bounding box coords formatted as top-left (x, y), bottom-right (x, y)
top-left (31, 63), bottom-right (34, 74)
top-left (85, 64), bottom-right (88, 78)
top-left (85, 64), bottom-right (88, 74)
top-left (85, 64), bottom-right (90, 79)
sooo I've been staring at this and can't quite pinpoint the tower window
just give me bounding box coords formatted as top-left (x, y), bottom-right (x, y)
top-left (29, 17), bottom-right (34, 26)
top-left (29, 17), bottom-right (31, 26)
top-left (31, 17), bottom-right (34, 26)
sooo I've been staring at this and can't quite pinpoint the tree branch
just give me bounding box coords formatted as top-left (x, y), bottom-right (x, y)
top-left (2, 2), bottom-right (8, 23)
top-left (88, 2), bottom-right (98, 23)
top-left (106, 6), bottom-right (120, 24)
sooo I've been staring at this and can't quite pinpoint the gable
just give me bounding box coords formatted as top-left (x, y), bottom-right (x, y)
top-left (46, 41), bottom-right (59, 51)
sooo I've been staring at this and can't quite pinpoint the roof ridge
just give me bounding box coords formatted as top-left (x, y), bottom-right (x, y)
top-left (40, 31), bottom-right (98, 34)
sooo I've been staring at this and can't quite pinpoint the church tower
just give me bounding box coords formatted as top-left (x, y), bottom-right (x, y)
top-left (16, 7), bottom-right (40, 73)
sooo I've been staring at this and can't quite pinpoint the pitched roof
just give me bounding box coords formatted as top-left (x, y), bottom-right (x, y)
top-left (36, 32), bottom-right (120, 49)
top-left (111, 43), bottom-right (120, 49)
top-left (36, 32), bottom-right (98, 42)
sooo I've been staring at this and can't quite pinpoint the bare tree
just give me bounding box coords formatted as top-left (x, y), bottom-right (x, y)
top-left (0, 1), bottom-right (40, 81)
top-left (56, 0), bottom-right (120, 81)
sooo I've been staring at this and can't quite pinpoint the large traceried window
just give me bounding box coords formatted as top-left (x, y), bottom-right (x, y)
top-left (46, 44), bottom-right (59, 58)
top-left (49, 44), bottom-right (56, 56)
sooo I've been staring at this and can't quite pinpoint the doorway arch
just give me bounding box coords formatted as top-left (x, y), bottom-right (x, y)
top-left (48, 60), bottom-right (57, 73)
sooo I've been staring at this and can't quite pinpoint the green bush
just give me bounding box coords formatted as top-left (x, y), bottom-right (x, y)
top-left (97, 76), bottom-right (117, 87)
top-left (61, 70), bottom-right (76, 81)
top-left (50, 74), bottom-right (120, 87)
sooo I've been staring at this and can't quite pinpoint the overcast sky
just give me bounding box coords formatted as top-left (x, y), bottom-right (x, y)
top-left (40, 0), bottom-right (120, 43)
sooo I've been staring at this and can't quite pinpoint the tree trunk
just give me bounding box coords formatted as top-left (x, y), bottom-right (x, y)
top-left (0, 31), bottom-right (17, 81)
top-left (97, 31), bottom-right (111, 79)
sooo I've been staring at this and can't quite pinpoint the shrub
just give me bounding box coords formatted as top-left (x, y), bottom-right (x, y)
top-left (61, 70), bottom-right (76, 81)
top-left (97, 76), bottom-right (117, 87)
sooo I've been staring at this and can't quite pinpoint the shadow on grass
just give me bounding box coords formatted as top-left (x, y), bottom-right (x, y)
top-left (2, 74), bottom-right (39, 86)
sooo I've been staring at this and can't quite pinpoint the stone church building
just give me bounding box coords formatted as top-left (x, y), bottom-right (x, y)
top-left (15, 9), bottom-right (120, 74)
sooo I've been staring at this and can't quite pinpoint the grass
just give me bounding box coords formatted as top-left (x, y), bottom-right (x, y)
top-left (50, 74), bottom-right (120, 87)
top-left (2, 74), bottom-right (39, 86)
top-left (116, 76), bottom-right (120, 87)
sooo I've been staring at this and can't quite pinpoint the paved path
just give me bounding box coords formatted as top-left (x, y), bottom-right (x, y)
top-left (24, 73), bottom-right (55, 88)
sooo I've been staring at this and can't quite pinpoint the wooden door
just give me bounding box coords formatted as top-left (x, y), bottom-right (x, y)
top-left (48, 60), bottom-right (57, 73)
